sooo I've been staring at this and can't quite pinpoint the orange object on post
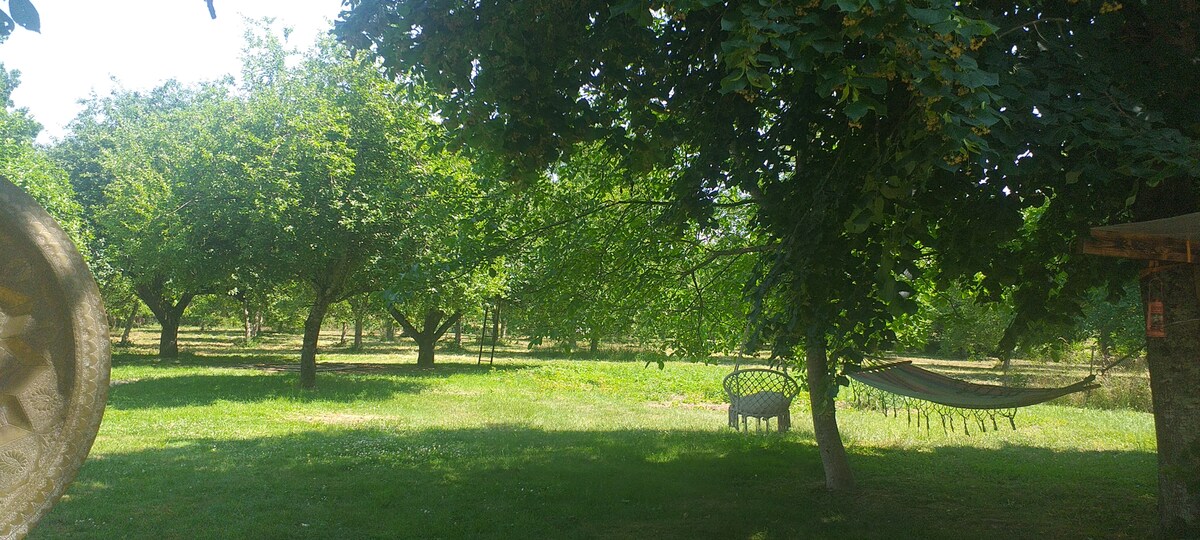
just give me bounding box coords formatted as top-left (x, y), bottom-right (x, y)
top-left (1146, 300), bottom-right (1166, 338)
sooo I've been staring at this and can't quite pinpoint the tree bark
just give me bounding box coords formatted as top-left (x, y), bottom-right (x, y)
top-left (158, 306), bottom-right (185, 358)
top-left (1144, 264), bottom-right (1200, 537)
top-left (387, 305), bottom-right (462, 368)
top-left (119, 299), bottom-right (137, 346)
top-left (239, 293), bottom-right (252, 340)
top-left (415, 335), bottom-right (436, 367)
top-left (353, 314), bottom-right (364, 350)
top-left (454, 318), bottom-right (463, 347)
top-left (382, 318), bottom-right (395, 341)
top-left (299, 293), bottom-right (333, 390)
top-left (806, 334), bottom-right (855, 491)
top-left (135, 283), bottom-right (195, 358)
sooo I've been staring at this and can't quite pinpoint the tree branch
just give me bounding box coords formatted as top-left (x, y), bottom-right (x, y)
top-left (385, 304), bottom-right (421, 337)
top-left (997, 17), bottom-right (1069, 39)
top-left (678, 243), bottom-right (780, 276)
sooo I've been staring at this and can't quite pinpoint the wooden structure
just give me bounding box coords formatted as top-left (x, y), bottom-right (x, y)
top-left (1081, 212), bottom-right (1200, 263)
top-left (1080, 212), bottom-right (1200, 534)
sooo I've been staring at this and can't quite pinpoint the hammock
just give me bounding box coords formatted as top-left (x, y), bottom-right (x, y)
top-left (846, 361), bottom-right (1100, 433)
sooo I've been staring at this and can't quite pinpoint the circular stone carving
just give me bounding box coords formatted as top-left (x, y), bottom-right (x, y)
top-left (0, 177), bottom-right (110, 539)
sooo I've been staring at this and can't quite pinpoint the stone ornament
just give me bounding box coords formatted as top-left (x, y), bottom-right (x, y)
top-left (0, 177), bottom-right (110, 539)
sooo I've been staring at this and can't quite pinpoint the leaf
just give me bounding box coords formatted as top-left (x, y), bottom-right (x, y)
top-left (1065, 170), bottom-right (1081, 184)
top-left (719, 70), bottom-right (748, 94)
top-left (836, 0), bottom-right (866, 12)
top-left (845, 99), bottom-right (870, 121)
top-left (905, 6), bottom-right (949, 26)
top-left (0, 10), bottom-right (14, 37)
top-left (959, 69), bottom-right (999, 89)
top-left (9, 0), bottom-right (39, 32)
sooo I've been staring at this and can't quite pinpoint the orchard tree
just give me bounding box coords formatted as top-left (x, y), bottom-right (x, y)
top-left (337, 0), bottom-right (1003, 491)
top-left (61, 82), bottom-right (233, 357)
top-left (203, 28), bottom-right (463, 388)
top-left (505, 145), bottom-right (753, 357)
top-left (935, 3), bottom-right (1200, 534)
top-left (379, 151), bottom-right (507, 368)
top-left (0, 65), bottom-right (83, 239)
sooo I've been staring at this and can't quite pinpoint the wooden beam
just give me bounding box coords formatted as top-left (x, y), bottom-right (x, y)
top-left (1081, 231), bottom-right (1199, 263)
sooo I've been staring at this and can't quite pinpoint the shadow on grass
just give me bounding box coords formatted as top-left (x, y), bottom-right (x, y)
top-left (107, 360), bottom-right (535, 410)
top-left (36, 426), bottom-right (1155, 540)
top-left (106, 373), bottom-right (427, 409)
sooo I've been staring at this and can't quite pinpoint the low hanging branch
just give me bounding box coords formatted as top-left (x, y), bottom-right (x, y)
top-left (677, 243), bottom-right (780, 276)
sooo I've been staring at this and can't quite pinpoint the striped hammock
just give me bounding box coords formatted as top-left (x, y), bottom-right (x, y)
top-left (846, 361), bottom-right (1100, 433)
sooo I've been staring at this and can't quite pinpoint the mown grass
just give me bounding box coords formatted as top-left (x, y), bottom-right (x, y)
top-left (31, 329), bottom-right (1156, 539)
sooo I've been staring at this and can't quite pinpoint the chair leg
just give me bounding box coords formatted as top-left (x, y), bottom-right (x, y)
top-left (728, 406), bottom-right (738, 429)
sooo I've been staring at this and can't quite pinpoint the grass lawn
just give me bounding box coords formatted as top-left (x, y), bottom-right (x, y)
top-left (31, 329), bottom-right (1156, 539)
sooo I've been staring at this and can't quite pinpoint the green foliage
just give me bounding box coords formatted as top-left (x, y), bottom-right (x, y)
top-left (904, 282), bottom-right (1014, 360)
top-left (504, 144), bottom-right (753, 359)
top-left (335, 1), bottom-right (1012, 377)
top-left (0, 65), bottom-right (85, 243)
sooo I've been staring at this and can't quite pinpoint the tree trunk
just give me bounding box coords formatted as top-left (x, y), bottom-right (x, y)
top-left (159, 308), bottom-right (184, 358)
top-left (1144, 264), bottom-right (1200, 537)
top-left (119, 300), bottom-right (137, 346)
top-left (299, 294), bottom-right (333, 390)
top-left (339, 322), bottom-right (348, 345)
top-left (353, 314), bottom-right (364, 350)
top-left (454, 318), bottom-right (463, 347)
top-left (806, 334), bottom-right (855, 491)
top-left (387, 305), bottom-right (462, 368)
top-left (383, 319), bottom-right (395, 341)
top-left (589, 333), bottom-right (599, 354)
top-left (241, 294), bottom-right (253, 340)
top-left (416, 335), bottom-right (436, 367)
top-left (135, 284), bottom-right (195, 358)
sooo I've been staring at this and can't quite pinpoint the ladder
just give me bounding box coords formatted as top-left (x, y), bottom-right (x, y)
top-left (476, 301), bottom-right (500, 365)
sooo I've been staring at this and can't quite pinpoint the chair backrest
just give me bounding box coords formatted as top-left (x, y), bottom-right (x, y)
top-left (723, 368), bottom-right (801, 401)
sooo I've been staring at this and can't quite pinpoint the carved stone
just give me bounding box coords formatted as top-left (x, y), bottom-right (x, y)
top-left (0, 177), bottom-right (110, 539)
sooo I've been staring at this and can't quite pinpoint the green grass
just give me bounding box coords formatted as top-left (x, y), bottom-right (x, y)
top-left (31, 329), bottom-right (1156, 539)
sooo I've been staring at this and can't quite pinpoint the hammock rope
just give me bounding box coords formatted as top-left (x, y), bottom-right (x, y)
top-left (847, 361), bottom-right (1099, 434)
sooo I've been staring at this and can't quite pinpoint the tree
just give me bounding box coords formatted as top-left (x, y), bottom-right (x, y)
top-left (0, 65), bottom-right (83, 241)
top-left (61, 82), bottom-right (233, 357)
top-left (504, 145), bottom-right (753, 358)
top-left (195, 28), bottom-right (458, 388)
top-left (379, 154), bottom-right (506, 368)
top-left (338, 0), bottom-right (1004, 492)
top-left (937, 3), bottom-right (1200, 534)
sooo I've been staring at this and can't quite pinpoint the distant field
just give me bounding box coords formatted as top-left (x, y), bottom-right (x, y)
top-left (31, 328), bottom-right (1156, 539)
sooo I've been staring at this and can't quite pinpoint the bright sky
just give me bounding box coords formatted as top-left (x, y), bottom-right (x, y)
top-left (0, 1), bottom-right (346, 143)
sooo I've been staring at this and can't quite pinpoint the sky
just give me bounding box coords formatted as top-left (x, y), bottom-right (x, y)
top-left (0, 1), bottom-right (346, 143)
